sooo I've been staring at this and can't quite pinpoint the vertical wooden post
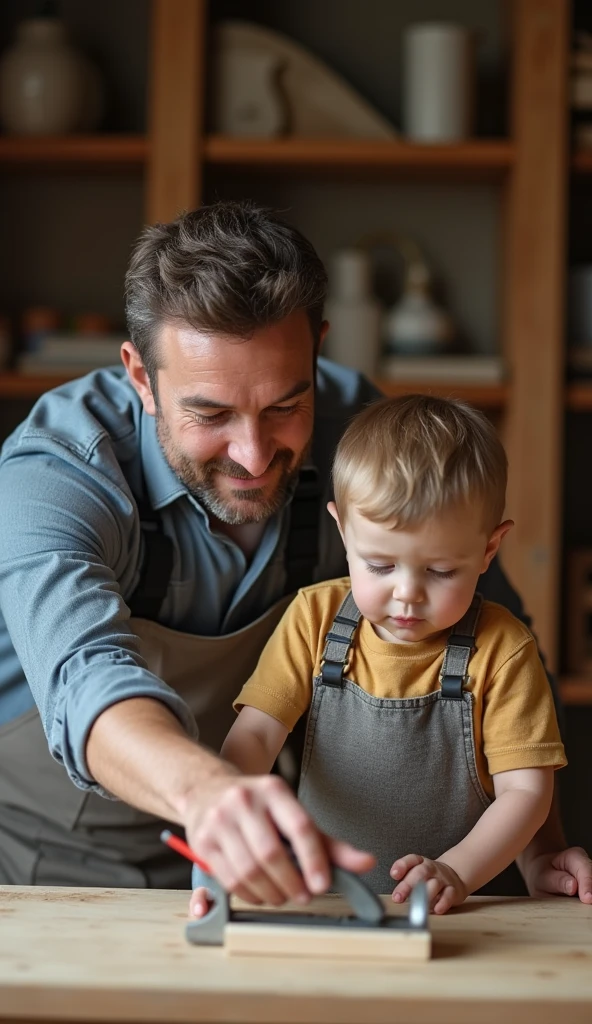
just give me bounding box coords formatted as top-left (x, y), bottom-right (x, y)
top-left (502, 0), bottom-right (569, 668)
top-left (145, 0), bottom-right (207, 224)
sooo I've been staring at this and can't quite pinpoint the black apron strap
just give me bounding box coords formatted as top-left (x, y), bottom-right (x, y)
top-left (283, 466), bottom-right (322, 595)
top-left (129, 466), bottom-right (322, 620)
top-left (440, 592), bottom-right (483, 699)
top-left (128, 500), bottom-right (174, 619)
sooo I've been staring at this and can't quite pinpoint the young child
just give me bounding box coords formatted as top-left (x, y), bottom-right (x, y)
top-left (197, 395), bottom-right (566, 914)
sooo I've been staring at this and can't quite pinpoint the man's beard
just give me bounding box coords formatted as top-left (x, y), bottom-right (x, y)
top-left (156, 413), bottom-right (309, 525)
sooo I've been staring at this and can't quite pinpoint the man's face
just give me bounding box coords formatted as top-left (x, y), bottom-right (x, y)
top-left (149, 310), bottom-right (316, 525)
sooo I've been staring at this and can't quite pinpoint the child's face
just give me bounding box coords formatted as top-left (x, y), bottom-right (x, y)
top-left (328, 502), bottom-right (512, 645)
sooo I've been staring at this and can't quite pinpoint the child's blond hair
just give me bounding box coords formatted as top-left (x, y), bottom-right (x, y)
top-left (332, 394), bottom-right (507, 533)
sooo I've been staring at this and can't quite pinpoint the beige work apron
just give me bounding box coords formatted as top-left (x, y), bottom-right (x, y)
top-left (0, 598), bottom-right (292, 888)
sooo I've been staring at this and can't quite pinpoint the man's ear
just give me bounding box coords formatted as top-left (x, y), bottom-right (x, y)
top-left (121, 341), bottom-right (157, 416)
top-left (327, 501), bottom-right (346, 544)
top-left (480, 519), bottom-right (514, 574)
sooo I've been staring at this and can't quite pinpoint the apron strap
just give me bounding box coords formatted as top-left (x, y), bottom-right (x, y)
top-left (440, 592), bottom-right (483, 699)
top-left (129, 466), bottom-right (322, 619)
top-left (283, 466), bottom-right (321, 596)
top-left (128, 500), bottom-right (175, 620)
top-left (320, 591), bottom-right (362, 687)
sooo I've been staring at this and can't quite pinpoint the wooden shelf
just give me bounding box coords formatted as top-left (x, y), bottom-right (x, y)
top-left (375, 379), bottom-right (508, 409)
top-left (572, 149), bottom-right (592, 174)
top-left (205, 136), bottom-right (515, 179)
top-left (0, 135), bottom-right (148, 170)
top-left (559, 677), bottom-right (592, 705)
top-left (0, 371), bottom-right (509, 405)
top-left (566, 384), bottom-right (592, 410)
top-left (0, 373), bottom-right (78, 398)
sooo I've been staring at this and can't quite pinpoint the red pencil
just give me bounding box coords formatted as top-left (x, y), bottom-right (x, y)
top-left (160, 829), bottom-right (211, 875)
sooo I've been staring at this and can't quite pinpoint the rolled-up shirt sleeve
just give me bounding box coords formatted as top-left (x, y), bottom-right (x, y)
top-left (0, 446), bottom-right (198, 794)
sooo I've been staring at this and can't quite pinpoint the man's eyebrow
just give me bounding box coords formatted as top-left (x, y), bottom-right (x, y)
top-left (178, 380), bottom-right (312, 410)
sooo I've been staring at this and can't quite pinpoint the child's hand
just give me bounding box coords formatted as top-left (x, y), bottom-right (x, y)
top-left (189, 886), bottom-right (212, 919)
top-left (390, 854), bottom-right (468, 914)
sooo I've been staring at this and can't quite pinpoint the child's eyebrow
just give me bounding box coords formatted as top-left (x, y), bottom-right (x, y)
top-left (357, 549), bottom-right (472, 563)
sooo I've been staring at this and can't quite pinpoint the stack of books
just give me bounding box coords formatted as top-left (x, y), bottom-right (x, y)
top-left (379, 355), bottom-right (505, 385)
top-left (17, 334), bottom-right (127, 375)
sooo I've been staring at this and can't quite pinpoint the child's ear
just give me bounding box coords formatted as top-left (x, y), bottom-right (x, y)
top-left (480, 519), bottom-right (514, 573)
top-left (327, 501), bottom-right (346, 544)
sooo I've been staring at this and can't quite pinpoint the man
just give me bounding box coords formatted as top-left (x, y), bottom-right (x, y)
top-left (0, 201), bottom-right (589, 905)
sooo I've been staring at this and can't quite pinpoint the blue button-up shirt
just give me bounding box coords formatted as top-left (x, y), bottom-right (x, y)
top-left (0, 360), bottom-right (380, 790)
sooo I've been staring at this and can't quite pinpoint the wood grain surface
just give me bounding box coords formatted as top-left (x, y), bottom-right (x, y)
top-left (0, 887), bottom-right (591, 1024)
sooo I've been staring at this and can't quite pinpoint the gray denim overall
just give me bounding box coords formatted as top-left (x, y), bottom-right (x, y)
top-left (298, 590), bottom-right (492, 894)
top-left (0, 469), bottom-right (321, 887)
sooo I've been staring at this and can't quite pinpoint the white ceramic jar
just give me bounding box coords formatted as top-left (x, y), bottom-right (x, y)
top-left (402, 23), bottom-right (473, 142)
top-left (324, 249), bottom-right (382, 378)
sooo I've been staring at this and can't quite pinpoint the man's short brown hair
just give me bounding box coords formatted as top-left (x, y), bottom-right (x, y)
top-left (124, 200), bottom-right (328, 387)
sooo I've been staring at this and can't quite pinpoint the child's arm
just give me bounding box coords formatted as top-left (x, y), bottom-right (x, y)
top-left (390, 766), bottom-right (554, 914)
top-left (221, 706), bottom-right (289, 775)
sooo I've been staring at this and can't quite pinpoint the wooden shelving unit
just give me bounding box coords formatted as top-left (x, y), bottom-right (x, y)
top-left (559, 678), bottom-right (592, 705)
top-left (0, 370), bottom-right (508, 408)
top-left (377, 379), bottom-right (508, 409)
top-left (0, 373), bottom-right (78, 398)
top-left (0, 135), bottom-right (148, 170)
top-left (204, 136), bottom-right (515, 179)
top-left (572, 149), bottom-right (592, 174)
top-left (0, 0), bottom-right (585, 696)
top-left (566, 384), bottom-right (592, 410)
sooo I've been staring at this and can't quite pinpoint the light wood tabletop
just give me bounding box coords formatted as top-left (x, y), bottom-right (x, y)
top-left (0, 886), bottom-right (591, 1024)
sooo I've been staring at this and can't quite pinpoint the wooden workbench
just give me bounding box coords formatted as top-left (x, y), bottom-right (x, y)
top-left (0, 886), bottom-right (591, 1024)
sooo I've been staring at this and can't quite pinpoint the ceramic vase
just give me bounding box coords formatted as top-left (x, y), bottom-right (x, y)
top-left (324, 249), bottom-right (382, 378)
top-left (0, 15), bottom-right (103, 135)
top-left (402, 23), bottom-right (473, 142)
top-left (383, 259), bottom-right (455, 355)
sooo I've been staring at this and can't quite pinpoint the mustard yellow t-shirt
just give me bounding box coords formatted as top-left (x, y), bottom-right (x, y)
top-left (235, 578), bottom-right (566, 798)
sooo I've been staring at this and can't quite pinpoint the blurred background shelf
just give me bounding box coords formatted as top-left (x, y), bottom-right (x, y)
top-left (559, 678), bottom-right (592, 705)
top-left (376, 379), bottom-right (508, 408)
top-left (0, 371), bottom-right (509, 406)
top-left (0, 372), bottom-right (78, 397)
top-left (0, 135), bottom-right (148, 171)
top-left (572, 149), bottom-right (592, 175)
top-left (566, 384), bottom-right (592, 410)
top-left (204, 137), bottom-right (515, 179)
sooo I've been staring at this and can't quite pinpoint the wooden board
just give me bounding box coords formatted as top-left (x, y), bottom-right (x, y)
top-left (224, 921), bottom-right (430, 960)
top-left (1, 887), bottom-right (592, 1024)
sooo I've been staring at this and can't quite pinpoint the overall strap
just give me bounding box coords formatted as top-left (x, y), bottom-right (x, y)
top-left (440, 592), bottom-right (483, 699)
top-left (129, 465), bottom-right (322, 620)
top-left (320, 591), bottom-right (362, 687)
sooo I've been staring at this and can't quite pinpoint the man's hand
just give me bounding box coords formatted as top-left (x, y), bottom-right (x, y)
top-left (184, 773), bottom-right (375, 911)
top-left (390, 854), bottom-right (468, 915)
top-left (522, 846), bottom-right (592, 903)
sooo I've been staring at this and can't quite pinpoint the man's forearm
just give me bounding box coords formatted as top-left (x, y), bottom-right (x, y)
top-left (86, 697), bottom-right (238, 823)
